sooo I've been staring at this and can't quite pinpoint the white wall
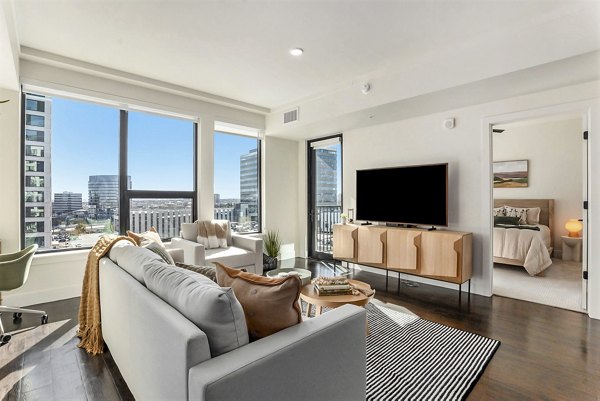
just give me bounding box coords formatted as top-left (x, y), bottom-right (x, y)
top-left (263, 136), bottom-right (299, 259)
top-left (0, 87), bottom-right (21, 254)
top-left (295, 80), bottom-right (600, 319)
top-left (493, 118), bottom-right (583, 255)
top-left (341, 110), bottom-right (487, 293)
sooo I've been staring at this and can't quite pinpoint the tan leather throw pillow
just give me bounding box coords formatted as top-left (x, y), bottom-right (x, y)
top-left (215, 262), bottom-right (302, 340)
top-left (127, 227), bottom-right (162, 247)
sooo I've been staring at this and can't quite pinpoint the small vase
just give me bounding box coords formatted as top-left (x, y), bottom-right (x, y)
top-left (341, 217), bottom-right (347, 225)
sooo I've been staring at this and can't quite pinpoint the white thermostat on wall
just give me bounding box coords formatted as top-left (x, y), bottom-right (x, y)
top-left (443, 118), bottom-right (455, 130)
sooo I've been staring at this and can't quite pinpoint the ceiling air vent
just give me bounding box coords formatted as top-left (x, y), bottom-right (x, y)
top-left (283, 107), bottom-right (299, 125)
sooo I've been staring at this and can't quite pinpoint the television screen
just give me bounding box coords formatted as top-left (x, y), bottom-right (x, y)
top-left (356, 163), bottom-right (448, 226)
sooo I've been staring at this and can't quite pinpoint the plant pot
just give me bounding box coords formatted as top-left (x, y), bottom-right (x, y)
top-left (341, 217), bottom-right (347, 225)
top-left (263, 254), bottom-right (278, 272)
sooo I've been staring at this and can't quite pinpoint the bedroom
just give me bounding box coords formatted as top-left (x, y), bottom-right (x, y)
top-left (492, 114), bottom-right (586, 312)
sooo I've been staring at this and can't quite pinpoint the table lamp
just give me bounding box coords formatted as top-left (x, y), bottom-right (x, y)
top-left (565, 219), bottom-right (583, 237)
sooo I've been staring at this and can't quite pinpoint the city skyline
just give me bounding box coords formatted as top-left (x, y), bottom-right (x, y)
top-left (50, 97), bottom-right (256, 200)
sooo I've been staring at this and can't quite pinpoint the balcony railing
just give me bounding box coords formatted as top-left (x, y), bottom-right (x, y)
top-left (314, 205), bottom-right (342, 254)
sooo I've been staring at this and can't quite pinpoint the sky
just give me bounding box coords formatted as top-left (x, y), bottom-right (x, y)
top-left (51, 97), bottom-right (257, 201)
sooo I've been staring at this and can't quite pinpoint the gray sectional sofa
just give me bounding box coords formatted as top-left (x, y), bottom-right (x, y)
top-left (99, 241), bottom-right (367, 401)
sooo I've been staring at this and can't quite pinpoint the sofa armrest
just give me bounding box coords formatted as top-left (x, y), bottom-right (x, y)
top-left (170, 237), bottom-right (206, 265)
top-left (165, 247), bottom-right (184, 264)
top-left (231, 234), bottom-right (263, 275)
top-left (188, 304), bottom-right (367, 401)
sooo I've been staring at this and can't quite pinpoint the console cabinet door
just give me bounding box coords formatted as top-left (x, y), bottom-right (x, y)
top-left (357, 227), bottom-right (387, 265)
top-left (387, 230), bottom-right (421, 270)
top-left (420, 232), bottom-right (464, 277)
top-left (333, 224), bottom-right (358, 260)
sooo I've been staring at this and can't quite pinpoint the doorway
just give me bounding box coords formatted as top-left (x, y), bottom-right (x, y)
top-left (307, 134), bottom-right (343, 260)
top-left (490, 114), bottom-right (588, 312)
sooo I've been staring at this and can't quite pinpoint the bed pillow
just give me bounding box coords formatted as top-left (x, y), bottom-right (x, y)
top-left (494, 216), bottom-right (521, 226)
top-left (504, 206), bottom-right (528, 225)
top-left (493, 207), bottom-right (506, 217)
top-left (525, 207), bottom-right (541, 225)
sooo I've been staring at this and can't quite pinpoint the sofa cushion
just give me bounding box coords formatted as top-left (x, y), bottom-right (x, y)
top-left (108, 241), bottom-right (163, 284)
top-left (205, 246), bottom-right (255, 268)
top-left (144, 263), bottom-right (249, 357)
top-left (215, 262), bottom-right (302, 340)
top-left (181, 223), bottom-right (198, 241)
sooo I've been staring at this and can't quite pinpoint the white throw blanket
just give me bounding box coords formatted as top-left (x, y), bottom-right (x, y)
top-left (493, 227), bottom-right (552, 276)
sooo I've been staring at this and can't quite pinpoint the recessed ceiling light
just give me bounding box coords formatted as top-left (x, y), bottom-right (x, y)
top-left (290, 48), bottom-right (304, 56)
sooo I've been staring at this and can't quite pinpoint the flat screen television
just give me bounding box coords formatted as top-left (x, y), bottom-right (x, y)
top-left (356, 163), bottom-right (448, 226)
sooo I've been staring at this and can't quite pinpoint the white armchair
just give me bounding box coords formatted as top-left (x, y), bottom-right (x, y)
top-left (171, 221), bottom-right (264, 275)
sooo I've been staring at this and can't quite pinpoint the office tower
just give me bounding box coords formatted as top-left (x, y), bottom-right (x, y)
top-left (24, 93), bottom-right (52, 248)
top-left (88, 175), bottom-right (131, 217)
top-left (315, 148), bottom-right (337, 206)
top-left (240, 148), bottom-right (259, 222)
top-left (53, 191), bottom-right (83, 214)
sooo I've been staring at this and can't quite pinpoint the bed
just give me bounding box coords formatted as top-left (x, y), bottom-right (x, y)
top-left (493, 199), bottom-right (554, 276)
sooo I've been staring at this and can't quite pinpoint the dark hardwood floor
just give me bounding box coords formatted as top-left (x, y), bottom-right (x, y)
top-left (1, 258), bottom-right (598, 400)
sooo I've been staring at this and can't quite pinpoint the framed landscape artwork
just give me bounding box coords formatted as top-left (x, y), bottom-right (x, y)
top-left (493, 160), bottom-right (529, 188)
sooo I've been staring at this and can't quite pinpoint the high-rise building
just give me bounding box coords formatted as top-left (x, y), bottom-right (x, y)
top-left (240, 148), bottom-right (259, 222)
top-left (315, 148), bottom-right (338, 206)
top-left (24, 93), bottom-right (52, 248)
top-left (214, 193), bottom-right (221, 206)
top-left (88, 175), bottom-right (131, 217)
top-left (129, 200), bottom-right (192, 239)
top-left (53, 191), bottom-right (83, 214)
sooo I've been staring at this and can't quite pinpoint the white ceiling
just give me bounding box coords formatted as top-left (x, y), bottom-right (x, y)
top-left (12, 0), bottom-right (600, 110)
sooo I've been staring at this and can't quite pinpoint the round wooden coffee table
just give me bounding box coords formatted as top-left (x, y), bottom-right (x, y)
top-left (300, 279), bottom-right (374, 317)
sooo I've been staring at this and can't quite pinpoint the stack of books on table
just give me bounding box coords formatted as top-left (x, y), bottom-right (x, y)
top-left (313, 277), bottom-right (353, 296)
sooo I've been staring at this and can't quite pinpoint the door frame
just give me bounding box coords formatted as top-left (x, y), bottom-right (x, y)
top-left (482, 101), bottom-right (592, 312)
top-left (307, 133), bottom-right (343, 260)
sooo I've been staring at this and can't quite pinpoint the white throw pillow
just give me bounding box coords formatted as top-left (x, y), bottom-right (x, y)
top-left (143, 263), bottom-right (249, 357)
top-left (181, 223), bottom-right (198, 241)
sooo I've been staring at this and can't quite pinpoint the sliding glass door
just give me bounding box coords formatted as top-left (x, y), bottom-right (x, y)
top-left (307, 135), bottom-right (342, 260)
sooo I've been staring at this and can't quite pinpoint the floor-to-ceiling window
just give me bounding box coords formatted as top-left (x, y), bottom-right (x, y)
top-left (21, 92), bottom-right (197, 251)
top-left (213, 123), bottom-right (261, 233)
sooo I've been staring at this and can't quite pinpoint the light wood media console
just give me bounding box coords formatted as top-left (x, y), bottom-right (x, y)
top-left (332, 224), bottom-right (473, 299)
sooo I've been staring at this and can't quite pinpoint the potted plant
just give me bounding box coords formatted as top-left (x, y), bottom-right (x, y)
top-left (341, 213), bottom-right (348, 224)
top-left (263, 230), bottom-right (281, 272)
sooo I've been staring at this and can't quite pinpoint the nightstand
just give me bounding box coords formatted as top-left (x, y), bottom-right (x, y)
top-left (561, 236), bottom-right (582, 262)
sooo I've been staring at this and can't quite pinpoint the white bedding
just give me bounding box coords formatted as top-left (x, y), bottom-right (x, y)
top-left (493, 225), bottom-right (552, 276)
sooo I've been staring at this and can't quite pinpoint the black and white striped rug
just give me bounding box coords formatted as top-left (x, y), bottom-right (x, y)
top-left (364, 303), bottom-right (499, 401)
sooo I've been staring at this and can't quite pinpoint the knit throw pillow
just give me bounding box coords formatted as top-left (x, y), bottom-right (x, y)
top-left (197, 220), bottom-right (228, 249)
top-left (175, 262), bottom-right (217, 282)
top-left (145, 241), bottom-right (175, 265)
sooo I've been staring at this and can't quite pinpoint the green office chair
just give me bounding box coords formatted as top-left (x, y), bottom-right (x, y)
top-left (0, 244), bottom-right (48, 346)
